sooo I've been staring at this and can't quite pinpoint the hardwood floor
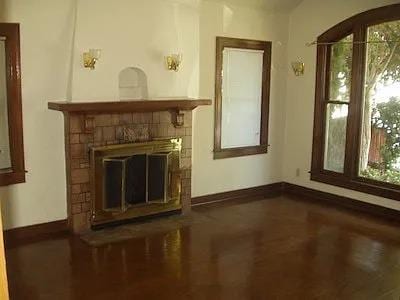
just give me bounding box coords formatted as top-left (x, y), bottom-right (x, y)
top-left (5, 195), bottom-right (400, 299)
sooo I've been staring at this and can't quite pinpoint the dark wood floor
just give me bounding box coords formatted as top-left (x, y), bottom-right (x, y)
top-left (5, 195), bottom-right (400, 299)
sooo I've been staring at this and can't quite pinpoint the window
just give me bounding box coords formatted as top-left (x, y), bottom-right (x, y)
top-left (0, 23), bottom-right (25, 186)
top-left (214, 37), bottom-right (271, 159)
top-left (311, 4), bottom-right (400, 200)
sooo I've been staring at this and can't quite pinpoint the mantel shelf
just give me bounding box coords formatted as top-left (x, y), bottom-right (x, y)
top-left (48, 98), bottom-right (212, 113)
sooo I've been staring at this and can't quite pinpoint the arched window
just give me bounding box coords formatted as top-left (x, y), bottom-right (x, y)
top-left (311, 4), bottom-right (400, 200)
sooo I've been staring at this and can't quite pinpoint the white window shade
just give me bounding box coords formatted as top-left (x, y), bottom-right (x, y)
top-left (221, 48), bottom-right (264, 149)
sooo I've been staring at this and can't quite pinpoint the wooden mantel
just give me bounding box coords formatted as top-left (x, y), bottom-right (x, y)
top-left (48, 98), bottom-right (211, 113)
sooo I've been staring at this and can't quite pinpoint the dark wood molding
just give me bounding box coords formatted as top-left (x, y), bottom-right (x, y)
top-left (318, 3), bottom-right (400, 42)
top-left (283, 182), bottom-right (400, 222)
top-left (213, 36), bottom-right (271, 160)
top-left (213, 145), bottom-right (269, 159)
top-left (311, 4), bottom-right (400, 201)
top-left (4, 182), bottom-right (400, 246)
top-left (310, 172), bottom-right (400, 201)
top-left (48, 99), bottom-right (211, 113)
top-left (0, 23), bottom-right (25, 187)
top-left (4, 219), bottom-right (68, 248)
top-left (192, 181), bottom-right (400, 222)
top-left (191, 182), bottom-right (284, 206)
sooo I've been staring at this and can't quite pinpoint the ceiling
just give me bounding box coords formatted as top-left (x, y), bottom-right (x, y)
top-left (205, 0), bottom-right (303, 12)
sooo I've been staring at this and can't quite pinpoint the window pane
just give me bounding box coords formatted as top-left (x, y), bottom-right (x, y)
top-left (324, 104), bottom-right (348, 172)
top-left (329, 35), bottom-right (353, 102)
top-left (359, 20), bottom-right (400, 185)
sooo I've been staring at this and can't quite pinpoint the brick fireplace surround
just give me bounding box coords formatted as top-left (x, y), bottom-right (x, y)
top-left (48, 99), bottom-right (211, 233)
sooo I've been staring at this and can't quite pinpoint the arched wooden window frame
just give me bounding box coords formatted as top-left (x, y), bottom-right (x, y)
top-left (311, 4), bottom-right (400, 200)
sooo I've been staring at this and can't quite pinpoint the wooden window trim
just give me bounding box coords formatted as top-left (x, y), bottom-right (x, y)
top-left (311, 4), bottom-right (400, 201)
top-left (214, 37), bottom-right (271, 159)
top-left (0, 23), bottom-right (25, 186)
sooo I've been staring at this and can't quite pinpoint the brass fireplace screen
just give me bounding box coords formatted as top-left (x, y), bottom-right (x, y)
top-left (90, 138), bottom-right (182, 227)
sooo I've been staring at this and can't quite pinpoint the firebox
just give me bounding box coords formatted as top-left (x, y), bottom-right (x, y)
top-left (90, 138), bottom-right (182, 227)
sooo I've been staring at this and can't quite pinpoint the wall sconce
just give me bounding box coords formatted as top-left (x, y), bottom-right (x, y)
top-left (165, 54), bottom-right (182, 72)
top-left (83, 49), bottom-right (101, 70)
top-left (291, 61), bottom-right (305, 76)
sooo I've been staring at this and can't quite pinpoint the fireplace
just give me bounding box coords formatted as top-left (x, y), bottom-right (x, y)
top-left (91, 138), bottom-right (182, 227)
top-left (48, 99), bottom-right (211, 233)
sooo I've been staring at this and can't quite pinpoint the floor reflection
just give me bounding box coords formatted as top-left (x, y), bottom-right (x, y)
top-left (5, 196), bottom-right (400, 299)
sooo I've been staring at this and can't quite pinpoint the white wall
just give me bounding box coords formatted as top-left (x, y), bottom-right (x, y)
top-left (0, 0), bottom-right (201, 230)
top-left (70, 0), bottom-right (200, 101)
top-left (0, 0), bottom-right (75, 229)
top-left (283, 0), bottom-right (400, 211)
top-left (192, 1), bottom-right (289, 196)
top-left (0, 0), bottom-right (289, 229)
top-left (2, 0), bottom-right (399, 230)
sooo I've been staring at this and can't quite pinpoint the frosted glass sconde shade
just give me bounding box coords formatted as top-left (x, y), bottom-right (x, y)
top-left (83, 49), bottom-right (102, 70)
top-left (291, 61), bottom-right (305, 76)
top-left (89, 49), bottom-right (101, 60)
top-left (165, 54), bottom-right (182, 72)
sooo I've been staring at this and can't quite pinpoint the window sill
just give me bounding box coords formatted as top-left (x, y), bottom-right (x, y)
top-left (213, 145), bottom-right (268, 159)
top-left (0, 171), bottom-right (26, 186)
top-left (310, 172), bottom-right (400, 201)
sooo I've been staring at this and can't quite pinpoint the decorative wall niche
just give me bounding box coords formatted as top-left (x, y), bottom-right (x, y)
top-left (119, 67), bottom-right (148, 100)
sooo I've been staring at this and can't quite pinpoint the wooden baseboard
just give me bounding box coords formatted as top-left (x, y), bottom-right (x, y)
top-left (191, 182), bottom-right (284, 206)
top-left (4, 182), bottom-right (400, 247)
top-left (283, 182), bottom-right (400, 222)
top-left (4, 219), bottom-right (68, 248)
top-left (192, 181), bottom-right (400, 222)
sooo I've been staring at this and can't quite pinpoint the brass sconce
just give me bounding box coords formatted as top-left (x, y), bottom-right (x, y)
top-left (83, 49), bottom-right (102, 70)
top-left (291, 61), bottom-right (305, 76)
top-left (165, 54), bottom-right (182, 72)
